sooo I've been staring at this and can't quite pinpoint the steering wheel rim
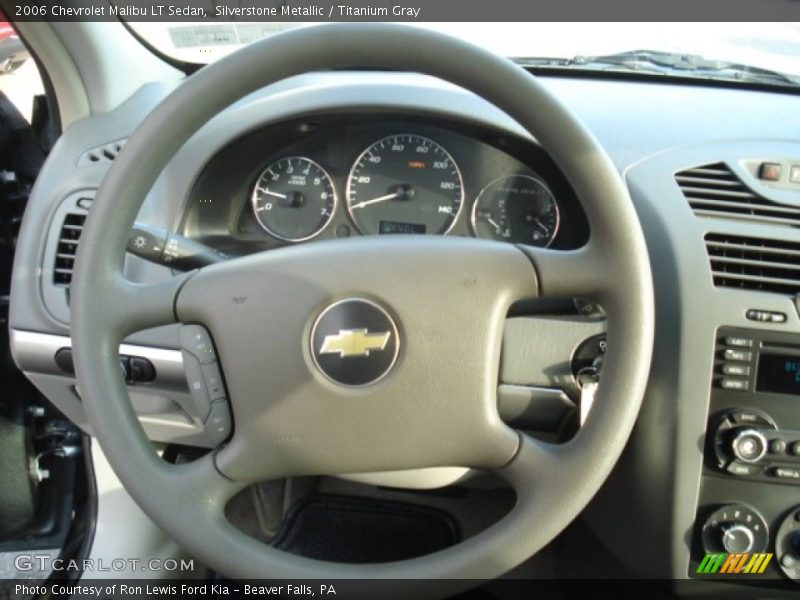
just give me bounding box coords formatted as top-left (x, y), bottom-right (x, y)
top-left (71, 23), bottom-right (654, 588)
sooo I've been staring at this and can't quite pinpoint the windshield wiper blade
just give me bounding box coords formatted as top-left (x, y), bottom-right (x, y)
top-left (516, 50), bottom-right (800, 87)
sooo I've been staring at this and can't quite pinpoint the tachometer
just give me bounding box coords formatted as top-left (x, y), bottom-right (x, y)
top-left (346, 134), bottom-right (464, 235)
top-left (251, 157), bottom-right (337, 242)
top-left (471, 174), bottom-right (560, 247)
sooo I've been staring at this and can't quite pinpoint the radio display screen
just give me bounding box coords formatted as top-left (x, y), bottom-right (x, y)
top-left (757, 354), bottom-right (800, 396)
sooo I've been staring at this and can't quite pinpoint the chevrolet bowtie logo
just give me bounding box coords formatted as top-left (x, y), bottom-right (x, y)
top-left (319, 329), bottom-right (391, 358)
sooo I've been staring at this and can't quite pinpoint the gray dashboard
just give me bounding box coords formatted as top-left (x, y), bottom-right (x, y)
top-left (8, 70), bottom-right (800, 582)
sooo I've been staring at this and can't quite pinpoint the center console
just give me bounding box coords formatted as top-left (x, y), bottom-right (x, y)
top-left (692, 327), bottom-right (800, 582)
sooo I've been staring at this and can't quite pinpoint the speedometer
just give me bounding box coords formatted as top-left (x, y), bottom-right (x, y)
top-left (346, 134), bottom-right (464, 235)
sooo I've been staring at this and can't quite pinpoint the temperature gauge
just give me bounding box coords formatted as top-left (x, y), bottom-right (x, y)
top-left (471, 174), bottom-right (560, 247)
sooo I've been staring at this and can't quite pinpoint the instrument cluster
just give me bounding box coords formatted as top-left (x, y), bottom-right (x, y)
top-left (182, 114), bottom-right (587, 255)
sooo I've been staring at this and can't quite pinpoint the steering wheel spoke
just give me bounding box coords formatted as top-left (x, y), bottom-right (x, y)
top-left (101, 273), bottom-right (192, 337)
top-left (518, 243), bottom-right (608, 302)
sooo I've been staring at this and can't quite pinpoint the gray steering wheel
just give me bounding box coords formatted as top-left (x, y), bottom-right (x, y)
top-left (71, 24), bottom-right (654, 589)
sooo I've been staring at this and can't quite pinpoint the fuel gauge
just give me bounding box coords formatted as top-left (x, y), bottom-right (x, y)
top-left (471, 174), bottom-right (560, 247)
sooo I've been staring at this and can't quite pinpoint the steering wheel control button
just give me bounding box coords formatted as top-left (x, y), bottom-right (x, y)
top-left (205, 400), bottom-right (232, 445)
top-left (310, 298), bottom-right (399, 387)
top-left (179, 324), bottom-right (229, 423)
top-left (731, 429), bottom-right (768, 463)
top-left (180, 325), bottom-right (217, 365)
top-left (182, 354), bottom-right (212, 422)
top-left (201, 362), bottom-right (226, 400)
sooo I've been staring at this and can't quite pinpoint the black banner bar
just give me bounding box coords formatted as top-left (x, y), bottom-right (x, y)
top-left (6, 0), bottom-right (800, 22)
top-left (2, 577), bottom-right (779, 600)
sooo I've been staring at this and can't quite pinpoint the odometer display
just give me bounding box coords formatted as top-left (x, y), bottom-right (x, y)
top-left (346, 134), bottom-right (464, 235)
top-left (251, 157), bottom-right (337, 242)
top-left (378, 221), bottom-right (427, 235)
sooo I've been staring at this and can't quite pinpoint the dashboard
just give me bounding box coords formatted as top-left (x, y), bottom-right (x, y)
top-left (8, 69), bottom-right (800, 587)
top-left (181, 114), bottom-right (587, 256)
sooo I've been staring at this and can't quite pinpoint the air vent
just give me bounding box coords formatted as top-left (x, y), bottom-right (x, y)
top-left (77, 139), bottom-right (127, 166)
top-left (676, 163), bottom-right (800, 228)
top-left (705, 233), bottom-right (800, 296)
top-left (53, 212), bottom-right (86, 286)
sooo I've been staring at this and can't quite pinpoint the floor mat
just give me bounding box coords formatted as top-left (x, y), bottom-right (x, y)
top-left (273, 493), bottom-right (460, 563)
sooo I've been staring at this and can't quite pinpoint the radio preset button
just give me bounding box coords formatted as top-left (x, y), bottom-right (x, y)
top-left (770, 439), bottom-right (787, 454)
top-left (722, 364), bottom-right (750, 376)
top-left (721, 378), bottom-right (748, 390)
top-left (772, 467), bottom-right (800, 480)
top-left (724, 349), bottom-right (752, 362)
top-left (726, 462), bottom-right (760, 477)
top-left (725, 337), bottom-right (753, 348)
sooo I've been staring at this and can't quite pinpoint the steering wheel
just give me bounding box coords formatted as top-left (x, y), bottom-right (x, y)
top-left (71, 24), bottom-right (653, 589)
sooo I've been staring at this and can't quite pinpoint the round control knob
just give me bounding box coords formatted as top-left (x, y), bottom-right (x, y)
top-left (701, 504), bottom-right (769, 556)
top-left (731, 428), bottom-right (768, 463)
top-left (712, 409), bottom-right (777, 472)
top-left (721, 524), bottom-right (755, 554)
top-left (775, 506), bottom-right (800, 582)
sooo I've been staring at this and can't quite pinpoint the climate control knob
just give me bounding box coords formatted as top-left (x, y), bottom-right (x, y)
top-left (775, 506), bottom-right (800, 581)
top-left (730, 428), bottom-right (768, 464)
top-left (721, 523), bottom-right (755, 554)
top-left (701, 504), bottom-right (769, 555)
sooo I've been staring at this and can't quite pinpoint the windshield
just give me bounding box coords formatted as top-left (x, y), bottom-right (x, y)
top-left (130, 22), bottom-right (800, 86)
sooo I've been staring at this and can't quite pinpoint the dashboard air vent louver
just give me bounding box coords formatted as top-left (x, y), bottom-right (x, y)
top-left (705, 233), bottom-right (800, 296)
top-left (53, 212), bottom-right (86, 286)
top-left (77, 139), bottom-right (127, 166)
top-left (676, 163), bottom-right (800, 228)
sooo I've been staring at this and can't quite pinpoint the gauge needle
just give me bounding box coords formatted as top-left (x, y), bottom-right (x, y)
top-left (478, 211), bottom-right (503, 233)
top-left (486, 216), bottom-right (503, 233)
top-left (530, 217), bottom-right (549, 234)
top-left (258, 188), bottom-right (287, 199)
top-left (351, 192), bottom-right (400, 210)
